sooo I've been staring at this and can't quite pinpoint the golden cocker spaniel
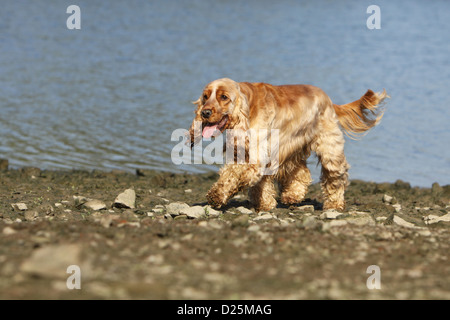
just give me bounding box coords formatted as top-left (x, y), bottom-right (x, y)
top-left (189, 78), bottom-right (387, 211)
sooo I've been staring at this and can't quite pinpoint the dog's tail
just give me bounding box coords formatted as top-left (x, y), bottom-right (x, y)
top-left (333, 89), bottom-right (388, 139)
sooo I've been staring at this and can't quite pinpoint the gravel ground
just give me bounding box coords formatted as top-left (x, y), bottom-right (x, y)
top-left (0, 165), bottom-right (449, 299)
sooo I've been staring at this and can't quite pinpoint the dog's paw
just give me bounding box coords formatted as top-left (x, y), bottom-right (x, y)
top-left (323, 200), bottom-right (345, 211)
top-left (206, 186), bottom-right (228, 209)
top-left (254, 197), bottom-right (277, 212)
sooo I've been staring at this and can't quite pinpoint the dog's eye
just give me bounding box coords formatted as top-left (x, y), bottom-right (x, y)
top-left (203, 94), bottom-right (208, 101)
top-left (220, 95), bottom-right (228, 101)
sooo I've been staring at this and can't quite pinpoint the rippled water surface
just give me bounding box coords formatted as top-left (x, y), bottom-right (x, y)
top-left (0, 0), bottom-right (449, 187)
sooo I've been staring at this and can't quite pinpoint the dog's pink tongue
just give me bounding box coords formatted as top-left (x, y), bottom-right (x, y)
top-left (202, 124), bottom-right (219, 138)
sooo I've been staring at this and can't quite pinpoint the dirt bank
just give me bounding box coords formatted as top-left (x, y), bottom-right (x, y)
top-left (0, 166), bottom-right (449, 299)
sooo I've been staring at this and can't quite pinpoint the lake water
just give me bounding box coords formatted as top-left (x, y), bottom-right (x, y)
top-left (0, 0), bottom-right (449, 187)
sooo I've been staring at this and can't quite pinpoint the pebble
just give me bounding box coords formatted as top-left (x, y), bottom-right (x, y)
top-left (11, 203), bottom-right (28, 211)
top-left (253, 213), bottom-right (275, 221)
top-left (180, 206), bottom-right (206, 219)
top-left (393, 215), bottom-right (419, 229)
top-left (2, 226), bottom-right (16, 235)
top-left (320, 210), bottom-right (342, 219)
top-left (100, 215), bottom-right (113, 228)
top-left (73, 195), bottom-right (88, 205)
top-left (83, 199), bottom-right (107, 211)
top-left (204, 205), bottom-right (221, 217)
top-left (113, 189), bottom-right (136, 209)
top-left (24, 211), bottom-right (39, 221)
top-left (423, 213), bottom-right (450, 225)
top-left (293, 205), bottom-right (315, 213)
top-left (382, 194), bottom-right (395, 204)
top-left (231, 215), bottom-right (249, 227)
top-left (322, 220), bottom-right (348, 231)
top-left (235, 206), bottom-right (253, 215)
top-left (346, 216), bottom-right (375, 226)
top-left (165, 202), bottom-right (190, 216)
top-left (0, 158), bottom-right (8, 171)
top-left (247, 225), bottom-right (260, 232)
top-left (20, 244), bottom-right (83, 279)
top-left (302, 216), bottom-right (321, 229)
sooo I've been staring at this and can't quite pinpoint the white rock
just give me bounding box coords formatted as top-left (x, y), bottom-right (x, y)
top-left (24, 211), bottom-right (39, 221)
top-left (184, 189), bottom-right (192, 193)
top-left (2, 226), bottom-right (17, 235)
top-left (204, 205), bottom-right (221, 217)
top-left (383, 194), bottom-right (393, 204)
top-left (235, 206), bottom-right (253, 214)
top-left (11, 203), bottom-right (28, 211)
top-left (180, 206), bottom-right (206, 219)
top-left (393, 215), bottom-right (419, 229)
top-left (392, 204), bottom-right (402, 212)
top-left (83, 199), bottom-right (107, 211)
top-left (346, 216), bottom-right (375, 226)
top-left (247, 225), bottom-right (260, 232)
top-left (423, 213), bottom-right (450, 225)
top-left (294, 205), bottom-right (315, 213)
top-left (323, 220), bottom-right (348, 231)
top-left (165, 202), bottom-right (190, 216)
top-left (73, 195), bottom-right (89, 205)
top-left (100, 215), bottom-right (113, 228)
top-left (20, 244), bottom-right (83, 279)
top-left (113, 189), bottom-right (136, 209)
top-left (320, 210), bottom-right (342, 219)
top-left (253, 213), bottom-right (275, 221)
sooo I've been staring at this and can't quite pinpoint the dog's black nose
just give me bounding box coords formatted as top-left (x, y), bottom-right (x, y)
top-left (201, 109), bottom-right (212, 119)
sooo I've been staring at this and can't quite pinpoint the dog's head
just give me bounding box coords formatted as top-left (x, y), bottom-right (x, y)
top-left (188, 78), bottom-right (249, 146)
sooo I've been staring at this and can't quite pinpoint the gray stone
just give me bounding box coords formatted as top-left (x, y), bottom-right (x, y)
top-left (24, 211), bottom-right (39, 221)
top-left (293, 205), bottom-right (315, 213)
top-left (423, 213), bottom-right (450, 225)
top-left (320, 210), bottom-right (342, 219)
top-left (322, 220), bottom-right (348, 231)
top-left (346, 215), bottom-right (375, 226)
top-left (235, 206), bottom-right (253, 214)
top-left (2, 226), bottom-right (16, 235)
top-left (100, 215), bottom-right (113, 228)
top-left (393, 215), bottom-right (419, 229)
top-left (113, 189), bottom-right (136, 209)
top-left (83, 199), bottom-right (107, 211)
top-left (204, 205), bottom-right (221, 217)
top-left (11, 203), bottom-right (28, 211)
top-left (382, 194), bottom-right (394, 204)
top-left (165, 202), bottom-right (190, 216)
top-left (180, 206), bottom-right (206, 219)
top-left (20, 244), bottom-right (83, 279)
top-left (253, 213), bottom-right (275, 221)
top-left (231, 215), bottom-right (250, 228)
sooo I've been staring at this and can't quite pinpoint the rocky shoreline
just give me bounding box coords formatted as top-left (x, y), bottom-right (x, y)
top-left (0, 163), bottom-right (449, 299)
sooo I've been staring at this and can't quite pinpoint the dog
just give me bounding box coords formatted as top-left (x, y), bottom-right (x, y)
top-left (188, 78), bottom-right (387, 211)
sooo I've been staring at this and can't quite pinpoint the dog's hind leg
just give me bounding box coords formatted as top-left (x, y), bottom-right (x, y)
top-left (313, 115), bottom-right (350, 211)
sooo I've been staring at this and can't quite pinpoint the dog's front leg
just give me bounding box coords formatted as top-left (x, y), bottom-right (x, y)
top-left (206, 164), bottom-right (262, 208)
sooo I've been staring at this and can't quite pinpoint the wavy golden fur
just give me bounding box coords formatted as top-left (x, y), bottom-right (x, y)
top-left (189, 78), bottom-right (387, 211)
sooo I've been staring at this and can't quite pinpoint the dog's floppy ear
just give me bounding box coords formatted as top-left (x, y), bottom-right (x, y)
top-left (192, 97), bottom-right (202, 110)
top-left (231, 83), bottom-right (250, 131)
top-left (187, 97), bottom-right (204, 148)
